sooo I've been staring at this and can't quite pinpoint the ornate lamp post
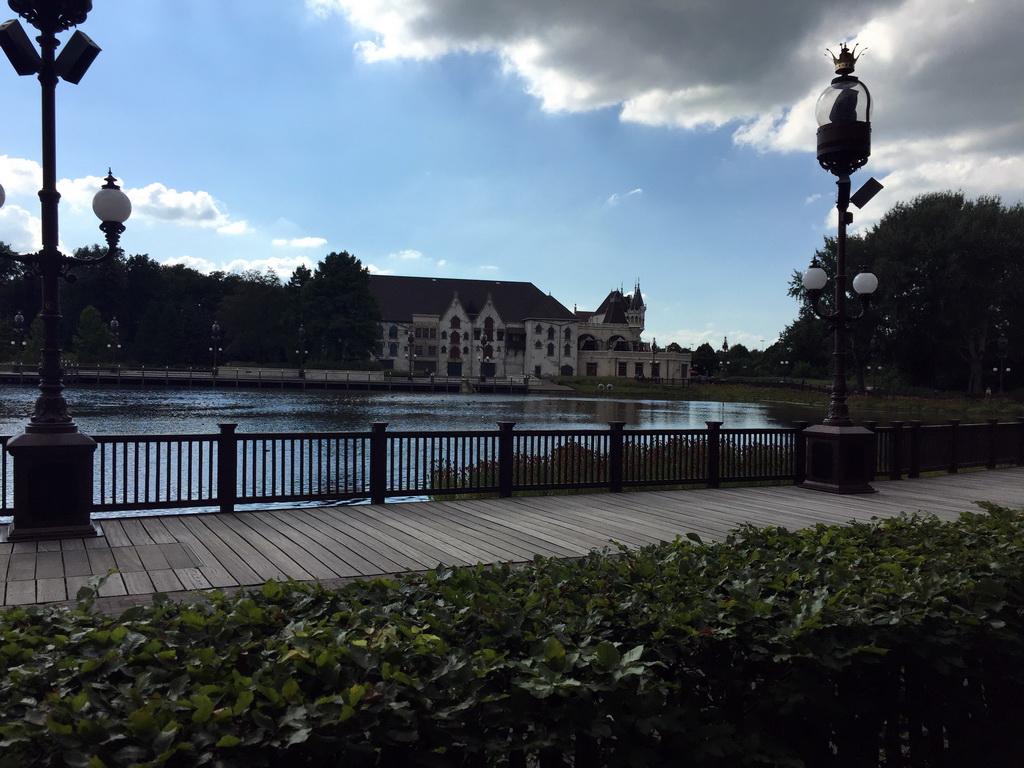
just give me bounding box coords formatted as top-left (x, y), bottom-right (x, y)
top-left (10, 309), bottom-right (26, 370)
top-left (107, 315), bottom-right (120, 371)
top-left (800, 43), bottom-right (881, 494)
top-left (296, 324), bottom-right (307, 378)
top-left (406, 330), bottom-right (415, 379)
top-left (210, 321), bottom-right (222, 377)
top-left (0, 1), bottom-right (131, 539)
top-left (997, 335), bottom-right (1009, 395)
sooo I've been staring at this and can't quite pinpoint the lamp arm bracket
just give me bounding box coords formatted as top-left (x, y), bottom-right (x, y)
top-left (0, 249), bottom-right (38, 266)
top-left (63, 245), bottom-right (118, 269)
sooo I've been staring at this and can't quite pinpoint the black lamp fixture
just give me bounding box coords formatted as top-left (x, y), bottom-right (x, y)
top-left (799, 43), bottom-right (882, 495)
top-left (0, 0), bottom-right (130, 540)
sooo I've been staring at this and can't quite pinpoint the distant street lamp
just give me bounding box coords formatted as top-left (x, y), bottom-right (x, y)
top-left (800, 43), bottom-right (881, 495)
top-left (998, 335), bottom-right (1009, 395)
top-left (866, 364), bottom-right (882, 391)
top-left (780, 359), bottom-right (790, 382)
top-left (476, 332), bottom-right (490, 382)
top-left (0, 1), bottom-right (131, 539)
top-left (296, 324), bottom-right (307, 378)
top-left (210, 321), bottom-right (222, 377)
top-left (406, 331), bottom-right (415, 379)
top-left (107, 316), bottom-right (120, 371)
top-left (10, 310), bottom-right (26, 370)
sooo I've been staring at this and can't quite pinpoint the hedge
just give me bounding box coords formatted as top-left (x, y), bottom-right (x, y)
top-left (2, 504), bottom-right (1024, 767)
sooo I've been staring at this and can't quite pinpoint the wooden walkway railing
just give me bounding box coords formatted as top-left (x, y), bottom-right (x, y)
top-left (2, 419), bottom-right (1024, 516)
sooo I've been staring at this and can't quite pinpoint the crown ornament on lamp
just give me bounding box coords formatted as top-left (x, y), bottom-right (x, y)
top-left (826, 42), bottom-right (865, 75)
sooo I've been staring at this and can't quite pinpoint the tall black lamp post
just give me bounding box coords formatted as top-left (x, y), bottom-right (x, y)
top-left (107, 315), bottom-right (120, 371)
top-left (800, 43), bottom-right (881, 494)
top-left (296, 324), bottom-right (307, 378)
top-left (210, 321), bottom-right (222, 377)
top-left (0, 1), bottom-right (131, 540)
top-left (10, 309), bottom-right (26, 370)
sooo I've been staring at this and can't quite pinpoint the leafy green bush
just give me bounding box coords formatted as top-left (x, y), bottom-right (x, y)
top-left (3, 505), bottom-right (1024, 766)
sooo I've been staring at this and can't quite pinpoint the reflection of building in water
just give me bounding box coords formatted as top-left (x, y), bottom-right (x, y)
top-left (369, 276), bottom-right (690, 381)
top-left (575, 283), bottom-right (691, 381)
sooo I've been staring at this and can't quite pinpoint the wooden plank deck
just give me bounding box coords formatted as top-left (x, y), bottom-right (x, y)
top-left (2, 467), bottom-right (1022, 612)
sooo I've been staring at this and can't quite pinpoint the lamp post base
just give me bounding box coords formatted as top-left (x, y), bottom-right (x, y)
top-left (800, 423), bottom-right (877, 494)
top-left (5, 429), bottom-right (101, 540)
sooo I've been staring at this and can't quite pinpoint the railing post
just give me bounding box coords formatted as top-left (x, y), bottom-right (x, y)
top-left (497, 421), bottom-right (515, 497)
top-left (987, 418), bottom-right (1000, 469)
top-left (608, 421), bottom-right (625, 493)
top-left (793, 421), bottom-right (808, 484)
top-left (217, 423), bottom-right (238, 514)
top-left (1017, 417), bottom-right (1024, 466)
top-left (907, 420), bottom-right (923, 478)
top-left (706, 421), bottom-right (722, 488)
top-left (889, 421), bottom-right (904, 480)
top-left (370, 422), bottom-right (388, 504)
top-left (863, 421), bottom-right (880, 479)
top-left (947, 419), bottom-right (960, 474)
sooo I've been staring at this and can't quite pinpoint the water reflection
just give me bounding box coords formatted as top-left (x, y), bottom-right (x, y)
top-left (0, 387), bottom-right (820, 435)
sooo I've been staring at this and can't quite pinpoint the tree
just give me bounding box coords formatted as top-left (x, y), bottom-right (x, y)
top-left (218, 270), bottom-right (289, 364)
top-left (691, 343), bottom-right (718, 376)
top-left (865, 193), bottom-right (1024, 394)
top-left (302, 252), bottom-right (380, 366)
top-left (72, 305), bottom-right (112, 365)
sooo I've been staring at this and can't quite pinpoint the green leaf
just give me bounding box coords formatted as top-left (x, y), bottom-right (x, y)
top-left (543, 637), bottom-right (566, 664)
top-left (595, 641), bottom-right (620, 669)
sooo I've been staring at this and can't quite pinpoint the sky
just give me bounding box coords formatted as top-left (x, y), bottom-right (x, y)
top-left (0, 0), bottom-right (1021, 352)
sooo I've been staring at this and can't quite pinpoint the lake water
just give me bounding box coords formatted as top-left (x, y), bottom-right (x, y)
top-left (0, 386), bottom-right (830, 436)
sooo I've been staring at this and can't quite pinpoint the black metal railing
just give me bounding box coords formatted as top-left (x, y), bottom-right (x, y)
top-left (1, 419), bottom-right (1023, 516)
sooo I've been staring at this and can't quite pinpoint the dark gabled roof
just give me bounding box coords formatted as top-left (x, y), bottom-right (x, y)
top-left (369, 275), bottom-right (576, 323)
top-left (594, 289), bottom-right (629, 325)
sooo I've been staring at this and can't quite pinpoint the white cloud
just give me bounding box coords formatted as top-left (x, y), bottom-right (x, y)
top-left (125, 182), bottom-right (250, 233)
top-left (223, 255), bottom-right (317, 279)
top-left (159, 254), bottom-right (317, 280)
top-left (310, 0), bottom-right (1024, 208)
top-left (392, 248), bottom-right (423, 260)
top-left (272, 236), bottom-right (329, 248)
top-left (607, 188), bottom-right (643, 206)
top-left (160, 255), bottom-right (220, 273)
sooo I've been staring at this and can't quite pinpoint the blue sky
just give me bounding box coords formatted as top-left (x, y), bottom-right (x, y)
top-left (1, 0), bottom-right (1022, 351)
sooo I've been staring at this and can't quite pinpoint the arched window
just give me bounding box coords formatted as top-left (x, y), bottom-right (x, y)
top-left (389, 343), bottom-right (398, 356)
top-left (450, 316), bottom-right (461, 329)
top-left (440, 330), bottom-right (448, 340)
top-left (547, 343), bottom-right (555, 357)
top-left (563, 344), bottom-right (571, 357)
top-left (534, 340), bottom-right (542, 349)
top-left (484, 316), bottom-right (495, 333)
top-left (451, 332), bottom-right (461, 345)
top-left (388, 325), bottom-right (398, 339)
top-left (547, 327), bottom-right (555, 340)
top-left (534, 323), bottom-right (542, 334)
top-left (563, 328), bottom-right (571, 340)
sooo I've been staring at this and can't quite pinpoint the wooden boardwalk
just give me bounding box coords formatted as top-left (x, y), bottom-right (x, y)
top-left (3, 467), bottom-right (1023, 611)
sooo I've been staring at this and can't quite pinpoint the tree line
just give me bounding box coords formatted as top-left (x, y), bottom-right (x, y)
top-left (0, 248), bottom-right (381, 370)
top-left (3, 190), bottom-right (1021, 393)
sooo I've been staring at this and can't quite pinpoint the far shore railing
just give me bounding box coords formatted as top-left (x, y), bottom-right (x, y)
top-left (2, 418), bottom-right (1023, 516)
